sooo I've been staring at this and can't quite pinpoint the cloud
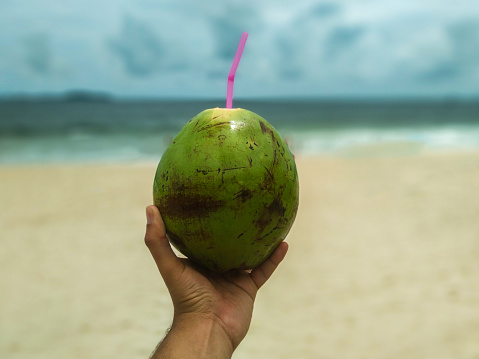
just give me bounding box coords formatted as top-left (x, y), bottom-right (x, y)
top-left (448, 21), bottom-right (479, 68)
top-left (210, 18), bottom-right (245, 60)
top-left (21, 33), bottom-right (69, 78)
top-left (2, 0), bottom-right (479, 97)
top-left (259, 4), bottom-right (344, 83)
top-left (418, 62), bottom-right (460, 82)
top-left (273, 35), bottom-right (305, 80)
top-left (392, 23), bottom-right (479, 84)
top-left (309, 2), bottom-right (341, 18)
top-left (109, 17), bottom-right (165, 76)
top-left (324, 25), bottom-right (365, 59)
top-left (23, 34), bottom-right (53, 74)
top-left (208, 5), bottom-right (261, 61)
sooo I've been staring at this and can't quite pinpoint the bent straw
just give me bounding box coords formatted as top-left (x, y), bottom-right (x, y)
top-left (226, 32), bottom-right (248, 109)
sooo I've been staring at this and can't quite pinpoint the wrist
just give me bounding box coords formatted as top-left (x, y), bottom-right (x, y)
top-left (174, 313), bottom-right (234, 357)
top-left (153, 312), bottom-right (234, 359)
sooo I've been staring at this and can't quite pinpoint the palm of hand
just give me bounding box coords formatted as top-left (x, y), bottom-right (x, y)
top-left (145, 205), bottom-right (288, 350)
top-left (171, 261), bottom-right (258, 347)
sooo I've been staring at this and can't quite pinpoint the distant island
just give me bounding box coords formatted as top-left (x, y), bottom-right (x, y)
top-left (62, 90), bottom-right (112, 102)
top-left (0, 90), bottom-right (113, 103)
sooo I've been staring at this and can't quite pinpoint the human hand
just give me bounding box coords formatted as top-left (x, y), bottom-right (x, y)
top-left (144, 205), bottom-right (288, 358)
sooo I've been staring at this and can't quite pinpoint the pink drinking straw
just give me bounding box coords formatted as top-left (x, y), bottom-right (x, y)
top-left (226, 32), bottom-right (248, 109)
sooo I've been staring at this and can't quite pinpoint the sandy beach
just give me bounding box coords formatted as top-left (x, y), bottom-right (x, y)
top-left (1, 151), bottom-right (479, 359)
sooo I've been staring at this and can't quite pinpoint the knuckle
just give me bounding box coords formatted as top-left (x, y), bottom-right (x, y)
top-left (144, 232), bottom-right (158, 248)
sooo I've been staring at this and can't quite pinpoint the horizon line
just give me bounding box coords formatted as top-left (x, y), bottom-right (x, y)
top-left (1, 91), bottom-right (479, 103)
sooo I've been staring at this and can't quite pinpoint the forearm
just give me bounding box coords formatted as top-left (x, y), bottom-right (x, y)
top-left (150, 313), bottom-right (234, 359)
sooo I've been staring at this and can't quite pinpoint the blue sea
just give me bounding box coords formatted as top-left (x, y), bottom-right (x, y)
top-left (1, 98), bottom-right (479, 164)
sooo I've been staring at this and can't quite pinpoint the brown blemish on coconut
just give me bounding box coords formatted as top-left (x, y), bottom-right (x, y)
top-left (218, 134), bottom-right (227, 143)
top-left (234, 188), bottom-right (254, 202)
top-left (259, 163), bottom-right (275, 191)
top-left (254, 197), bottom-right (286, 236)
top-left (259, 120), bottom-right (268, 134)
top-left (259, 120), bottom-right (275, 141)
top-left (270, 197), bottom-right (286, 216)
top-left (197, 121), bottom-right (232, 132)
top-left (159, 176), bottom-right (225, 219)
top-left (161, 193), bottom-right (225, 219)
top-left (255, 225), bottom-right (279, 243)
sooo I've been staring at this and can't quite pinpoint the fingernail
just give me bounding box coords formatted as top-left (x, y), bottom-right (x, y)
top-left (146, 206), bottom-right (154, 224)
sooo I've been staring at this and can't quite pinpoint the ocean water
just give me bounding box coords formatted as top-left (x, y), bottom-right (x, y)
top-left (1, 99), bottom-right (479, 164)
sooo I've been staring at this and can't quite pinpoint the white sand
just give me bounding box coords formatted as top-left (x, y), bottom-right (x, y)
top-left (1, 152), bottom-right (479, 358)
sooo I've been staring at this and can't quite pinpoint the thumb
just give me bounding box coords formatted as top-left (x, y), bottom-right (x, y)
top-left (144, 205), bottom-right (184, 284)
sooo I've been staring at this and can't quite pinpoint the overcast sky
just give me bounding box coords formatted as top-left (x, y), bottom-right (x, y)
top-left (1, 0), bottom-right (479, 99)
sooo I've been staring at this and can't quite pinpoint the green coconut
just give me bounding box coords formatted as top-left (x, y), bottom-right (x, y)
top-left (153, 108), bottom-right (299, 273)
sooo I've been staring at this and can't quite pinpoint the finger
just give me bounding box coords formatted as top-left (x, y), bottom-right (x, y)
top-left (250, 242), bottom-right (288, 289)
top-left (144, 205), bottom-right (184, 284)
